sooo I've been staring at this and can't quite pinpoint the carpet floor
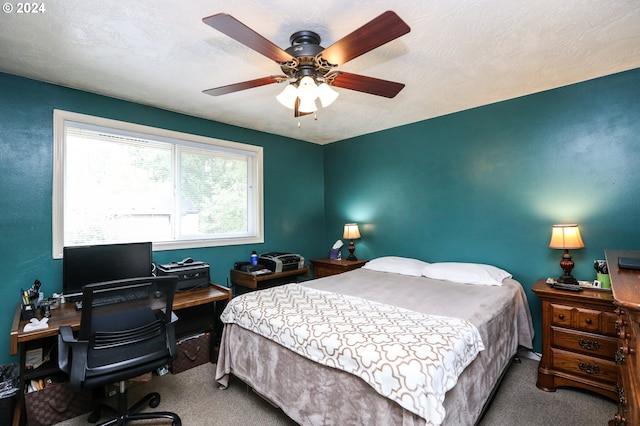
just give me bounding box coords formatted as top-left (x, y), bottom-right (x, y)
top-left (57, 356), bottom-right (616, 425)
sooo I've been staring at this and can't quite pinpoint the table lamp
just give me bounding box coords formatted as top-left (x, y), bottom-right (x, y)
top-left (549, 224), bottom-right (585, 285)
top-left (343, 223), bottom-right (361, 261)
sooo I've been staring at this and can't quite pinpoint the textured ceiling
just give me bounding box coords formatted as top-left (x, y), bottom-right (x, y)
top-left (1, 1), bottom-right (639, 144)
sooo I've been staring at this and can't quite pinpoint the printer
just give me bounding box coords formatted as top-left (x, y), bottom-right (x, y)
top-left (156, 259), bottom-right (210, 291)
top-left (258, 252), bottom-right (304, 273)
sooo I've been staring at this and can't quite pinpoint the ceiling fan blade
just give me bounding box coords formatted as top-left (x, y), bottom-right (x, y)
top-left (320, 11), bottom-right (410, 66)
top-left (203, 13), bottom-right (293, 63)
top-left (203, 76), bottom-right (286, 96)
top-left (329, 71), bottom-right (405, 98)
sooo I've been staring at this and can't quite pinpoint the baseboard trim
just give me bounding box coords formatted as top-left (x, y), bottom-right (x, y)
top-left (518, 347), bottom-right (541, 361)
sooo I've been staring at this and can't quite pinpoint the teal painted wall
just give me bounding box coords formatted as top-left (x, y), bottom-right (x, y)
top-left (324, 68), bottom-right (640, 352)
top-left (1, 68), bottom-right (638, 363)
top-left (0, 73), bottom-right (325, 364)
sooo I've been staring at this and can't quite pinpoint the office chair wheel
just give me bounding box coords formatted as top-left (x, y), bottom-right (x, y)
top-left (148, 393), bottom-right (161, 408)
top-left (87, 410), bottom-right (100, 423)
top-left (87, 407), bottom-right (101, 423)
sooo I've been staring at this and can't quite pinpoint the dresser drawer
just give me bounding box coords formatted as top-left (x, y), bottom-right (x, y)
top-left (552, 348), bottom-right (618, 385)
top-left (551, 327), bottom-right (618, 358)
top-left (551, 304), bottom-right (573, 327)
top-left (551, 303), bottom-right (617, 335)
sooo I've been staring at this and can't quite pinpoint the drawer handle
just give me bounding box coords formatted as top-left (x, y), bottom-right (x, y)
top-left (578, 339), bottom-right (600, 351)
top-left (585, 318), bottom-right (592, 325)
top-left (558, 314), bottom-right (565, 320)
top-left (578, 362), bottom-right (600, 375)
top-left (616, 348), bottom-right (626, 365)
top-left (622, 343), bottom-right (635, 356)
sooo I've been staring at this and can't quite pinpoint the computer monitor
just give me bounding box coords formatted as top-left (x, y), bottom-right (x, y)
top-left (62, 241), bottom-right (153, 299)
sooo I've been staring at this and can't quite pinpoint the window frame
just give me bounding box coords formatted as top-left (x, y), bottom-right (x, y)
top-left (52, 109), bottom-right (264, 259)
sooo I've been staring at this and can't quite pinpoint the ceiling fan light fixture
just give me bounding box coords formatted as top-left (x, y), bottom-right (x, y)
top-left (203, 11), bottom-right (411, 118)
top-left (297, 76), bottom-right (319, 102)
top-left (276, 84), bottom-right (298, 109)
top-left (317, 83), bottom-right (339, 108)
top-left (298, 96), bottom-right (318, 113)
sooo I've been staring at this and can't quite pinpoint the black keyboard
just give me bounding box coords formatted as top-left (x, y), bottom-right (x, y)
top-left (74, 290), bottom-right (149, 310)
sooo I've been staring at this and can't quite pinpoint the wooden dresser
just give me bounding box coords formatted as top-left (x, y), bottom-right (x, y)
top-left (532, 279), bottom-right (618, 400)
top-left (606, 249), bottom-right (640, 426)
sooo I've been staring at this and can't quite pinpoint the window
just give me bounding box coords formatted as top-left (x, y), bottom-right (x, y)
top-left (52, 110), bottom-right (263, 258)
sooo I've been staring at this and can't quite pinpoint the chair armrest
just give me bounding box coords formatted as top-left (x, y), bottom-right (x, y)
top-left (59, 325), bottom-right (76, 343)
top-left (58, 326), bottom-right (76, 374)
top-left (58, 325), bottom-right (88, 387)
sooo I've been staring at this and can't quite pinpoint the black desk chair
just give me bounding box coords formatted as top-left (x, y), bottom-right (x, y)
top-left (58, 276), bottom-right (182, 425)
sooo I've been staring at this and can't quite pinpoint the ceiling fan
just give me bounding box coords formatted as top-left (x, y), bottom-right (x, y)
top-left (202, 11), bottom-right (411, 117)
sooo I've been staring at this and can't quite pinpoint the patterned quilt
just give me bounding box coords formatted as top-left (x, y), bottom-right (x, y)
top-left (221, 284), bottom-right (485, 424)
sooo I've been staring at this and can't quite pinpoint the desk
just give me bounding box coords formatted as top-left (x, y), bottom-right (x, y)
top-left (9, 283), bottom-right (231, 426)
top-left (229, 266), bottom-right (310, 294)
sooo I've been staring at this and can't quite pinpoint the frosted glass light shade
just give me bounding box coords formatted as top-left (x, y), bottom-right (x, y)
top-left (276, 84), bottom-right (297, 109)
top-left (298, 97), bottom-right (317, 113)
top-left (318, 83), bottom-right (339, 108)
top-left (297, 76), bottom-right (319, 101)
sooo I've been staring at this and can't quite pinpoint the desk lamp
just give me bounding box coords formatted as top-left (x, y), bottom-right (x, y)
top-left (549, 224), bottom-right (585, 285)
top-left (343, 223), bottom-right (361, 261)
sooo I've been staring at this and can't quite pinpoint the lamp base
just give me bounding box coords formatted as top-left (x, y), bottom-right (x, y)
top-left (557, 249), bottom-right (578, 285)
top-left (557, 274), bottom-right (579, 285)
top-left (346, 241), bottom-right (357, 261)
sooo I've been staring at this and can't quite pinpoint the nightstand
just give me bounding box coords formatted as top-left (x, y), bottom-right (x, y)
top-left (229, 267), bottom-right (309, 295)
top-left (532, 279), bottom-right (618, 401)
top-left (310, 258), bottom-right (367, 278)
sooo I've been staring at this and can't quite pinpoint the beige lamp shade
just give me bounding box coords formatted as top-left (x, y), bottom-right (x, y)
top-left (343, 223), bottom-right (361, 240)
top-left (549, 224), bottom-right (585, 249)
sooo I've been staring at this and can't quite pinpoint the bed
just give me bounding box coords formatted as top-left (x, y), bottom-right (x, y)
top-left (216, 258), bottom-right (534, 425)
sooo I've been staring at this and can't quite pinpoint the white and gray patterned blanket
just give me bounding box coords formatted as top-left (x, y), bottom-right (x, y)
top-left (221, 284), bottom-right (485, 423)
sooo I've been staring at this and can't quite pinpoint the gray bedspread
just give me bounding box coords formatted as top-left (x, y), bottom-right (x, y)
top-left (216, 268), bottom-right (534, 425)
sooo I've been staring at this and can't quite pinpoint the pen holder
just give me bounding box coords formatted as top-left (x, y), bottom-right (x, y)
top-left (596, 273), bottom-right (611, 290)
top-left (29, 292), bottom-right (43, 307)
top-left (21, 303), bottom-right (36, 320)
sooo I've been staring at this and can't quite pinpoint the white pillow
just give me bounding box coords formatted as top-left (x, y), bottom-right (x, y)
top-left (363, 256), bottom-right (430, 277)
top-left (422, 262), bottom-right (512, 286)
